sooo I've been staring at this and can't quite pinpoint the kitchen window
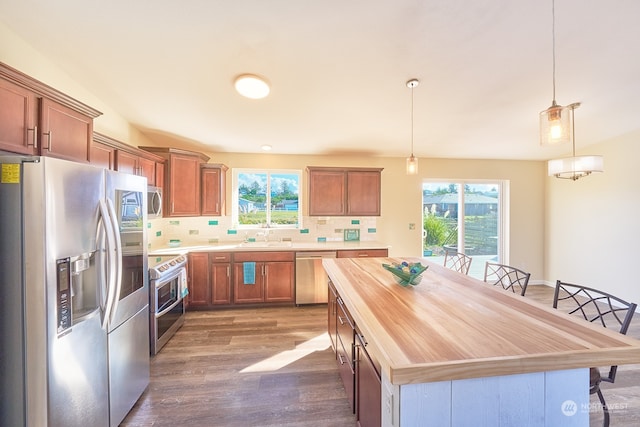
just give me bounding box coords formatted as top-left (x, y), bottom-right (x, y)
top-left (423, 180), bottom-right (508, 279)
top-left (232, 168), bottom-right (301, 228)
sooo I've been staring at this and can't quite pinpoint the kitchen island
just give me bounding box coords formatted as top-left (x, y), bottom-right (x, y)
top-left (323, 257), bottom-right (640, 426)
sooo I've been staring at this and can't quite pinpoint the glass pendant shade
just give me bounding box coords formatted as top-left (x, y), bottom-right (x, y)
top-left (406, 155), bottom-right (418, 175)
top-left (540, 102), bottom-right (572, 145)
top-left (548, 155), bottom-right (604, 180)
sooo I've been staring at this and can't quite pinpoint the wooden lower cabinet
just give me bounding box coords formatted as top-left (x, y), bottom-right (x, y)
top-left (356, 332), bottom-right (381, 427)
top-left (188, 252), bottom-right (231, 308)
top-left (330, 281), bottom-right (382, 426)
top-left (233, 251), bottom-right (294, 304)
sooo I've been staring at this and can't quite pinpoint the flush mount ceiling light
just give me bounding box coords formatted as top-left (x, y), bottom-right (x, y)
top-left (261, 144), bottom-right (272, 151)
top-left (406, 78), bottom-right (419, 175)
top-left (234, 74), bottom-right (270, 99)
top-left (539, 0), bottom-right (572, 146)
top-left (547, 103), bottom-right (604, 180)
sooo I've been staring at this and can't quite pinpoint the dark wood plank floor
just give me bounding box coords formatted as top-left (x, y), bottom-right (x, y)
top-left (122, 285), bottom-right (640, 426)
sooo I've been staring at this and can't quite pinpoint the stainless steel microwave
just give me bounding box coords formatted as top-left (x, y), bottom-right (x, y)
top-left (147, 186), bottom-right (162, 218)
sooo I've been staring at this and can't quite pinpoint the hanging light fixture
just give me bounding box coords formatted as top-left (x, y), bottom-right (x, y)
top-left (547, 102), bottom-right (604, 180)
top-left (406, 78), bottom-right (419, 175)
top-left (539, 0), bottom-right (572, 146)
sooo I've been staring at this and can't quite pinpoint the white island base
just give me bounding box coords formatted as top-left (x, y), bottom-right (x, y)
top-left (382, 368), bottom-right (589, 426)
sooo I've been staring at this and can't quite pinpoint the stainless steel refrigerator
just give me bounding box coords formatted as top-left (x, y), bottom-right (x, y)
top-left (0, 155), bottom-right (150, 427)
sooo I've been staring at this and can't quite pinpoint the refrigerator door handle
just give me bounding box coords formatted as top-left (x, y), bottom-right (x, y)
top-left (105, 197), bottom-right (123, 326)
top-left (98, 199), bottom-right (117, 330)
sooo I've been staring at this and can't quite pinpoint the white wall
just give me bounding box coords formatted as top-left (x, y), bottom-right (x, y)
top-left (545, 130), bottom-right (640, 304)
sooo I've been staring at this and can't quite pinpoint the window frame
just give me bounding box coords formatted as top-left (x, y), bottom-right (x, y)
top-left (232, 168), bottom-right (302, 230)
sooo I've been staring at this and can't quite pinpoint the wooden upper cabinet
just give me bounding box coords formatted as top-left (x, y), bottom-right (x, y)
top-left (140, 147), bottom-right (210, 217)
top-left (92, 133), bottom-right (165, 187)
top-left (115, 149), bottom-right (139, 175)
top-left (308, 168), bottom-right (346, 216)
top-left (307, 167), bottom-right (383, 216)
top-left (1, 62), bottom-right (101, 161)
top-left (0, 77), bottom-right (38, 155)
top-left (201, 163), bottom-right (228, 216)
top-left (39, 98), bottom-right (93, 162)
top-left (346, 169), bottom-right (381, 216)
top-left (90, 140), bottom-right (115, 170)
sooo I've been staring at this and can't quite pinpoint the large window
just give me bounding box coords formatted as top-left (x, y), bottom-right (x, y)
top-left (232, 169), bottom-right (301, 228)
top-left (422, 180), bottom-right (507, 279)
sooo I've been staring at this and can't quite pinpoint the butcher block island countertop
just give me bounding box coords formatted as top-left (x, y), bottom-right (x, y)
top-left (323, 257), bottom-right (640, 386)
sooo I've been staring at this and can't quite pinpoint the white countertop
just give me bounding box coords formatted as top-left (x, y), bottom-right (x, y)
top-left (148, 240), bottom-right (390, 256)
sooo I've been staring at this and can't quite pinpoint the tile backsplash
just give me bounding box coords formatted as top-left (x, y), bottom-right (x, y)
top-left (147, 215), bottom-right (378, 249)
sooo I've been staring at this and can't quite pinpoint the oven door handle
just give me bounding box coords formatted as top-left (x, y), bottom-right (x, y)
top-left (154, 266), bottom-right (186, 289)
top-left (155, 296), bottom-right (183, 318)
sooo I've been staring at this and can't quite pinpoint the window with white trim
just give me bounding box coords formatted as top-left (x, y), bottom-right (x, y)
top-left (232, 169), bottom-right (301, 228)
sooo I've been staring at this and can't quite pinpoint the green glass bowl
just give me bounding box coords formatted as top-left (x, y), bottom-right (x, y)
top-left (382, 262), bottom-right (428, 287)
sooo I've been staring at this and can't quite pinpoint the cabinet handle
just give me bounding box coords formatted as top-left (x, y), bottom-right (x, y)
top-left (43, 131), bottom-right (52, 151)
top-left (338, 315), bottom-right (346, 325)
top-left (226, 266), bottom-right (230, 277)
top-left (27, 126), bottom-right (38, 148)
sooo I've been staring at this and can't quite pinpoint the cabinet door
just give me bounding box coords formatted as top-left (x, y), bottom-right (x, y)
top-left (233, 262), bottom-right (264, 303)
top-left (167, 153), bottom-right (201, 216)
top-left (90, 140), bottom-right (115, 169)
top-left (201, 167), bottom-right (225, 216)
top-left (264, 261), bottom-right (294, 303)
top-left (211, 260), bottom-right (231, 305)
top-left (0, 78), bottom-right (37, 155)
top-left (308, 169), bottom-right (346, 216)
top-left (138, 156), bottom-right (156, 185)
top-left (347, 170), bottom-right (381, 216)
top-left (39, 98), bottom-right (92, 162)
top-left (356, 335), bottom-right (381, 427)
top-left (115, 150), bottom-right (139, 175)
top-left (155, 161), bottom-right (165, 190)
top-left (188, 253), bottom-right (210, 307)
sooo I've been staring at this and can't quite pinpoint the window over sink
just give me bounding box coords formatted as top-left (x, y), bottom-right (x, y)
top-left (232, 168), bottom-right (301, 228)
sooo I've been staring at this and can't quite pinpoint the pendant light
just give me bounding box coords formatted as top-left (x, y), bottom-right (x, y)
top-left (539, 0), bottom-right (572, 146)
top-left (406, 78), bottom-right (419, 175)
top-left (547, 102), bottom-right (604, 180)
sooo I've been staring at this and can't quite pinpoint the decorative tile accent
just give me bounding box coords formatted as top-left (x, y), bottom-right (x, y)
top-left (189, 230), bottom-right (199, 235)
top-left (300, 229), bottom-right (309, 234)
top-left (227, 229), bottom-right (238, 235)
top-left (169, 220), bottom-right (180, 226)
top-left (367, 228), bottom-right (377, 233)
top-left (156, 231), bottom-right (162, 237)
top-left (317, 237), bottom-right (327, 242)
top-left (351, 219), bottom-right (360, 225)
top-left (208, 238), bottom-right (219, 244)
top-left (208, 220), bottom-right (219, 225)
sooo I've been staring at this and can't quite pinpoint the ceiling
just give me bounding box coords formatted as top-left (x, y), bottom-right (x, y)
top-left (1, 0), bottom-right (639, 160)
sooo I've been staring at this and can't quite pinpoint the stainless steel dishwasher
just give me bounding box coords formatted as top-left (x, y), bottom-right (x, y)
top-left (295, 251), bottom-right (337, 304)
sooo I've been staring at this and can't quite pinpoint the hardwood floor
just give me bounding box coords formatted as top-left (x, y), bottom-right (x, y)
top-left (121, 305), bottom-right (356, 426)
top-left (122, 285), bottom-right (640, 426)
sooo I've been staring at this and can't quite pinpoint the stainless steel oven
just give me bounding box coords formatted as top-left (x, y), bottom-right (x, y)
top-left (148, 254), bottom-right (187, 355)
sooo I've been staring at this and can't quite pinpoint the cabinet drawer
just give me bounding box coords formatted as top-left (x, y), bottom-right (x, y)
top-left (336, 334), bottom-right (355, 412)
top-left (337, 249), bottom-right (388, 258)
top-left (337, 300), bottom-right (354, 357)
top-left (210, 252), bottom-right (231, 263)
top-left (233, 251), bottom-right (294, 263)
